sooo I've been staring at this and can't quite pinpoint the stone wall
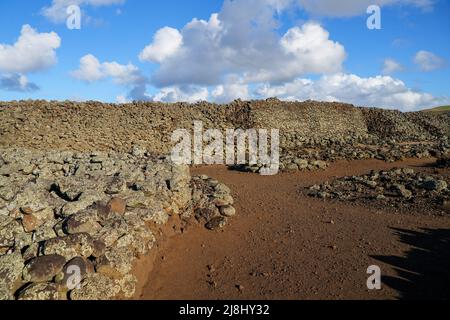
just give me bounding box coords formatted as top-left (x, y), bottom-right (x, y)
top-left (0, 147), bottom-right (235, 300)
top-left (2, 100), bottom-right (448, 157)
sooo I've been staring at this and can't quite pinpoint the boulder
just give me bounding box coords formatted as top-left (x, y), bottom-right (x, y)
top-left (23, 254), bottom-right (67, 283)
top-left (205, 216), bottom-right (228, 230)
top-left (220, 205), bottom-right (236, 217)
top-left (55, 257), bottom-right (95, 290)
top-left (63, 210), bottom-right (102, 235)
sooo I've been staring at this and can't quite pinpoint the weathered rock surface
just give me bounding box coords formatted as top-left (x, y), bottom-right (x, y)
top-left (0, 147), bottom-right (236, 300)
top-left (1, 100), bottom-right (448, 174)
top-left (23, 254), bottom-right (66, 283)
top-left (17, 282), bottom-right (67, 300)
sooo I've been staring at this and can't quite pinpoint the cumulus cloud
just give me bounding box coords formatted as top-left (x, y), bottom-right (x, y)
top-left (212, 77), bottom-right (250, 103)
top-left (128, 0), bottom-right (446, 110)
top-left (414, 50), bottom-right (446, 72)
top-left (140, 0), bottom-right (346, 88)
top-left (42, 0), bottom-right (126, 23)
top-left (0, 73), bottom-right (39, 92)
top-left (71, 54), bottom-right (145, 84)
top-left (0, 25), bottom-right (61, 74)
top-left (139, 27), bottom-right (183, 63)
top-left (72, 54), bottom-right (148, 101)
top-left (255, 73), bottom-right (449, 111)
top-left (382, 58), bottom-right (404, 74)
top-left (134, 72), bottom-right (448, 110)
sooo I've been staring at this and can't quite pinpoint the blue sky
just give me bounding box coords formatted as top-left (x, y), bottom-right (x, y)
top-left (0, 0), bottom-right (449, 111)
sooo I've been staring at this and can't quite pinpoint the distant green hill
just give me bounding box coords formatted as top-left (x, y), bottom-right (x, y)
top-left (424, 105), bottom-right (450, 112)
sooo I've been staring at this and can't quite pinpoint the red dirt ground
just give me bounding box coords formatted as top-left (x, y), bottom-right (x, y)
top-left (137, 159), bottom-right (450, 300)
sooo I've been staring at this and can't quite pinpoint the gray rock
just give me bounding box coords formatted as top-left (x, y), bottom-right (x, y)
top-left (70, 273), bottom-right (120, 300)
top-left (220, 205), bottom-right (236, 217)
top-left (44, 233), bottom-right (95, 260)
top-left (0, 252), bottom-right (24, 293)
top-left (0, 284), bottom-right (14, 300)
top-left (95, 247), bottom-right (135, 279)
top-left (131, 145), bottom-right (146, 157)
top-left (105, 177), bottom-right (127, 195)
top-left (394, 184), bottom-right (413, 199)
top-left (294, 159), bottom-right (309, 169)
top-left (34, 219), bottom-right (58, 243)
top-left (95, 215), bottom-right (128, 247)
top-left (17, 282), bottom-right (66, 301)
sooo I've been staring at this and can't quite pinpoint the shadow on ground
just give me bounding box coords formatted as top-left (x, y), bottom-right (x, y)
top-left (372, 227), bottom-right (450, 300)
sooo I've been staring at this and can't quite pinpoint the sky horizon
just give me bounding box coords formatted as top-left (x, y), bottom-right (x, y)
top-left (0, 0), bottom-right (449, 111)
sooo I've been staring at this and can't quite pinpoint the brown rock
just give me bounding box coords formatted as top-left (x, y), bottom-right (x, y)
top-left (20, 207), bottom-right (33, 215)
top-left (205, 217), bottom-right (228, 230)
top-left (108, 198), bottom-right (126, 215)
top-left (22, 215), bottom-right (42, 233)
top-left (55, 257), bottom-right (94, 289)
top-left (64, 210), bottom-right (102, 235)
top-left (195, 207), bottom-right (220, 222)
top-left (91, 240), bottom-right (107, 258)
top-left (23, 254), bottom-right (67, 282)
top-left (98, 198), bottom-right (127, 220)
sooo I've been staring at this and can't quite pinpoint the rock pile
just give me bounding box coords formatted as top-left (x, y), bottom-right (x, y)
top-left (191, 175), bottom-right (236, 230)
top-left (0, 147), bottom-right (235, 300)
top-left (306, 168), bottom-right (449, 215)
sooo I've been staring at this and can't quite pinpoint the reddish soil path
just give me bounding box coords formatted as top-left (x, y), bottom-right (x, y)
top-left (139, 159), bottom-right (450, 300)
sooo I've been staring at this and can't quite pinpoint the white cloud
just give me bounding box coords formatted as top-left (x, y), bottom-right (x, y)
top-left (297, 0), bottom-right (434, 17)
top-left (0, 73), bottom-right (39, 92)
top-left (72, 54), bottom-right (148, 101)
top-left (153, 86), bottom-right (209, 103)
top-left (71, 54), bottom-right (145, 85)
top-left (71, 54), bottom-right (104, 82)
top-left (212, 78), bottom-right (250, 103)
top-left (141, 0), bottom-right (346, 88)
top-left (139, 27), bottom-right (183, 63)
top-left (42, 0), bottom-right (126, 23)
top-left (414, 50), bottom-right (446, 72)
top-left (0, 25), bottom-right (61, 74)
top-left (255, 73), bottom-right (449, 111)
top-left (382, 58), bottom-right (404, 74)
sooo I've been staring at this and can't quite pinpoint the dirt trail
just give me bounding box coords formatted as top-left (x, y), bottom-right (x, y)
top-left (139, 159), bottom-right (450, 300)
